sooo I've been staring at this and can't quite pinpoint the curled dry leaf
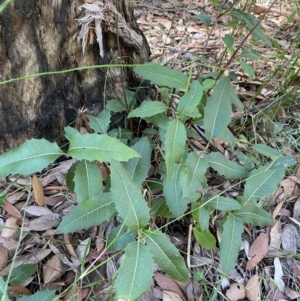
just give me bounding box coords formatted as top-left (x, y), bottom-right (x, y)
top-left (0, 245), bottom-right (8, 270)
top-left (225, 283), bottom-right (246, 301)
top-left (28, 213), bottom-right (61, 231)
top-left (0, 217), bottom-right (19, 238)
top-left (43, 255), bottom-right (62, 284)
top-left (246, 232), bottom-right (269, 271)
top-left (269, 221), bottom-right (282, 249)
top-left (32, 175), bottom-right (45, 206)
top-left (7, 286), bottom-right (31, 295)
top-left (63, 233), bottom-right (77, 258)
top-left (246, 274), bottom-right (259, 301)
top-left (6, 191), bottom-right (26, 204)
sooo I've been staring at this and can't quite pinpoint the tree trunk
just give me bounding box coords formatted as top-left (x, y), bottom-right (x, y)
top-left (0, 0), bottom-right (150, 153)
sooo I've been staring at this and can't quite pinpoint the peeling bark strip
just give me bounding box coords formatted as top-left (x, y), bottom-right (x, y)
top-left (78, 1), bottom-right (144, 57)
top-left (0, 0), bottom-right (149, 153)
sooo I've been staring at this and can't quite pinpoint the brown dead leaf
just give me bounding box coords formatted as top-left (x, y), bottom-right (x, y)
top-left (28, 213), bottom-right (61, 231)
top-left (6, 191), bottom-right (26, 204)
top-left (293, 199), bottom-right (300, 220)
top-left (63, 234), bottom-right (77, 258)
top-left (63, 284), bottom-right (81, 301)
top-left (43, 255), bottom-right (62, 284)
top-left (0, 248), bottom-right (52, 277)
top-left (0, 217), bottom-right (19, 238)
top-left (32, 175), bottom-right (45, 206)
top-left (7, 286), bottom-right (31, 295)
top-left (269, 221), bottom-right (282, 249)
top-left (246, 232), bottom-right (269, 270)
top-left (285, 286), bottom-right (300, 299)
top-left (282, 224), bottom-right (298, 253)
top-left (23, 205), bottom-right (53, 216)
top-left (162, 290), bottom-right (183, 301)
top-left (246, 274), bottom-right (260, 301)
top-left (154, 273), bottom-right (187, 301)
top-left (0, 245), bottom-right (8, 270)
top-left (225, 283), bottom-right (246, 301)
top-left (3, 200), bottom-right (22, 218)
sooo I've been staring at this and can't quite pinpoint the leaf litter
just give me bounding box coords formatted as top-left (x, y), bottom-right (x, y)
top-left (0, 0), bottom-right (300, 300)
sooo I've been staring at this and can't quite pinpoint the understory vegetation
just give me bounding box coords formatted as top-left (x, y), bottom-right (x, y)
top-left (1, 0), bottom-right (300, 300)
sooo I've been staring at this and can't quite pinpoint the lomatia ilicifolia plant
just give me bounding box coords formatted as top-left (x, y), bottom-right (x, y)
top-left (0, 63), bottom-right (296, 300)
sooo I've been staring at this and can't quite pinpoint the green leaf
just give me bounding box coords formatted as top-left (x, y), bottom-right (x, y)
top-left (177, 81), bottom-right (204, 118)
top-left (116, 241), bottom-right (154, 301)
top-left (18, 289), bottom-right (57, 301)
top-left (57, 193), bottom-right (115, 233)
top-left (66, 132), bottom-right (140, 162)
top-left (209, 196), bottom-right (241, 211)
top-left (206, 152), bottom-right (248, 179)
top-left (0, 139), bottom-right (64, 178)
top-left (197, 13), bottom-right (211, 27)
top-left (134, 63), bottom-right (189, 91)
top-left (240, 61), bottom-right (255, 81)
top-left (110, 160), bottom-right (150, 230)
top-left (128, 101), bottom-right (168, 118)
top-left (234, 204), bottom-right (273, 227)
top-left (0, 277), bottom-right (9, 300)
top-left (230, 9), bottom-right (271, 47)
top-left (123, 137), bottom-right (151, 186)
top-left (165, 119), bottom-right (187, 179)
top-left (192, 202), bottom-right (210, 231)
top-left (106, 224), bottom-right (137, 251)
top-left (144, 230), bottom-right (189, 281)
top-left (150, 197), bottom-right (173, 218)
top-left (244, 165), bottom-right (285, 203)
top-left (217, 128), bottom-right (236, 150)
top-left (271, 156), bottom-right (296, 169)
top-left (106, 99), bottom-right (126, 113)
top-left (146, 113), bottom-right (170, 131)
top-left (65, 161), bottom-right (80, 191)
top-left (182, 152), bottom-right (208, 199)
top-left (86, 108), bottom-right (111, 134)
top-left (219, 215), bottom-right (244, 274)
top-left (8, 264), bottom-right (36, 285)
top-left (223, 34), bottom-right (234, 54)
top-left (163, 164), bottom-right (188, 217)
top-left (240, 49), bottom-right (261, 60)
top-left (203, 76), bottom-right (232, 140)
top-left (73, 160), bottom-right (103, 203)
top-left (0, 0), bottom-right (13, 14)
top-left (252, 144), bottom-right (280, 159)
top-left (193, 226), bottom-right (216, 250)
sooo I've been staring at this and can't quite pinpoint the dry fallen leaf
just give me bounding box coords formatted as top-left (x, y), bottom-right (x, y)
top-left (162, 290), bottom-right (183, 301)
top-left (43, 255), bottom-right (62, 284)
top-left (246, 274), bottom-right (259, 301)
top-left (269, 221), bottom-right (282, 249)
top-left (293, 199), bottom-right (300, 219)
top-left (0, 217), bottom-right (19, 238)
top-left (23, 205), bottom-right (53, 216)
top-left (32, 175), bottom-right (45, 206)
top-left (274, 257), bottom-right (285, 292)
top-left (7, 286), bottom-right (31, 295)
top-left (282, 224), bottom-right (298, 253)
top-left (246, 232), bottom-right (269, 270)
top-left (28, 213), bottom-right (61, 231)
top-left (154, 273), bottom-right (187, 301)
top-left (226, 283), bottom-right (246, 301)
top-left (0, 245), bottom-right (8, 270)
top-left (3, 200), bottom-right (22, 218)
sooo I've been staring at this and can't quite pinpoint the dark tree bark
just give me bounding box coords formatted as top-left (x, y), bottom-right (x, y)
top-left (0, 0), bottom-right (150, 153)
